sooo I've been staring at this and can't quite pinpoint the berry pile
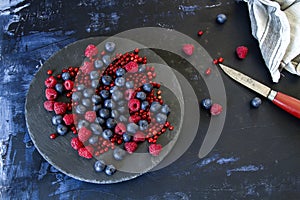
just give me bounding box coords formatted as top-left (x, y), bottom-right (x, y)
top-left (43, 42), bottom-right (173, 176)
top-left (201, 98), bottom-right (223, 116)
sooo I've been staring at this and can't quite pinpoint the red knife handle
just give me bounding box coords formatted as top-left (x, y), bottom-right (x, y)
top-left (270, 91), bottom-right (300, 119)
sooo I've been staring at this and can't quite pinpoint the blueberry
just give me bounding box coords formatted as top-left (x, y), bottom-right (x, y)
top-left (106, 118), bottom-right (117, 129)
top-left (138, 64), bottom-right (146, 72)
top-left (76, 104), bottom-right (86, 114)
top-left (92, 95), bottom-right (102, 104)
top-left (102, 55), bottom-right (111, 66)
top-left (118, 100), bottom-right (126, 107)
top-left (95, 117), bottom-right (105, 125)
top-left (89, 135), bottom-right (98, 145)
top-left (116, 68), bottom-right (126, 77)
top-left (102, 129), bottom-right (113, 140)
top-left (111, 109), bottom-right (119, 119)
top-left (94, 60), bottom-right (104, 69)
top-left (141, 101), bottom-right (149, 110)
top-left (100, 90), bottom-right (110, 99)
top-left (138, 120), bottom-right (148, 131)
top-left (142, 83), bottom-right (153, 93)
top-left (94, 160), bottom-right (106, 172)
top-left (99, 108), bottom-right (110, 119)
top-left (105, 164), bottom-right (116, 176)
top-left (102, 75), bottom-right (112, 86)
top-left (110, 86), bottom-right (119, 94)
top-left (62, 72), bottom-right (71, 81)
top-left (90, 123), bottom-right (103, 135)
top-left (127, 123), bottom-right (139, 133)
top-left (251, 97), bottom-right (262, 108)
top-left (72, 92), bottom-right (82, 102)
top-left (113, 148), bottom-right (126, 161)
top-left (125, 81), bottom-right (134, 89)
top-left (105, 41), bottom-right (116, 52)
top-left (52, 115), bottom-right (63, 125)
top-left (82, 98), bottom-right (91, 107)
top-left (201, 98), bottom-right (212, 110)
top-left (216, 13), bottom-right (227, 24)
top-left (55, 83), bottom-right (63, 93)
top-left (91, 79), bottom-right (99, 88)
top-left (56, 124), bottom-right (68, 135)
top-left (90, 70), bottom-right (100, 80)
top-left (161, 104), bottom-right (170, 115)
top-left (104, 99), bottom-right (115, 109)
top-left (93, 104), bottom-right (102, 112)
top-left (136, 92), bottom-right (146, 100)
top-left (150, 102), bottom-right (161, 113)
top-left (77, 84), bottom-right (85, 91)
top-left (119, 115), bottom-right (128, 122)
top-left (77, 119), bottom-right (89, 129)
top-left (115, 77), bottom-right (125, 87)
top-left (117, 106), bottom-right (125, 113)
top-left (122, 133), bottom-right (132, 142)
top-left (83, 88), bottom-right (94, 98)
top-left (112, 90), bottom-right (123, 102)
top-left (156, 113), bottom-right (167, 124)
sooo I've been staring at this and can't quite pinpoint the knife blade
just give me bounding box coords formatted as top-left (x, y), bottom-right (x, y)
top-left (219, 64), bottom-right (300, 119)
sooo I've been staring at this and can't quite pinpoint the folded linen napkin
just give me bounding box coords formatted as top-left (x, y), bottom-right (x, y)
top-left (245, 0), bottom-right (300, 82)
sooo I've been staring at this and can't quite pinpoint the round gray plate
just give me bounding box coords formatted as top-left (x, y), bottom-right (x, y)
top-left (25, 37), bottom-right (183, 184)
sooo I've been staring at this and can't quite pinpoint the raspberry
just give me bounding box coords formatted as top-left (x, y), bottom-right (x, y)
top-left (133, 131), bottom-right (145, 142)
top-left (81, 61), bottom-right (94, 74)
top-left (44, 76), bottom-right (57, 88)
top-left (78, 147), bottom-right (93, 159)
top-left (114, 123), bottom-right (126, 135)
top-left (125, 89), bottom-right (135, 100)
top-left (54, 102), bottom-right (67, 115)
top-left (44, 100), bottom-right (55, 111)
top-left (210, 103), bottom-right (223, 116)
top-left (85, 44), bottom-right (99, 58)
top-left (71, 137), bottom-right (84, 150)
top-left (85, 111), bottom-right (96, 123)
top-left (128, 115), bottom-right (141, 123)
top-left (78, 127), bottom-right (92, 143)
top-left (86, 145), bottom-right (95, 155)
top-left (124, 61), bottom-right (138, 73)
top-left (63, 114), bottom-right (74, 125)
top-left (64, 80), bottom-right (74, 90)
top-left (124, 142), bottom-right (138, 154)
top-left (236, 46), bottom-right (248, 59)
top-left (149, 143), bottom-right (162, 156)
top-left (128, 99), bottom-right (140, 112)
top-left (45, 88), bottom-right (57, 101)
top-left (182, 44), bottom-right (194, 56)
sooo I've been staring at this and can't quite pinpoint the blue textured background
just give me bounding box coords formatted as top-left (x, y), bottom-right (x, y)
top-left (1, 0), bottom-right (300, 199)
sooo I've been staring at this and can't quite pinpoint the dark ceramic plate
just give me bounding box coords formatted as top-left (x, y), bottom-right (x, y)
top-left (25, 37), bottom-right (185, 184)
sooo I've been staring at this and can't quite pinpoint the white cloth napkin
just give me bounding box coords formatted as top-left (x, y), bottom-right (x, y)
top-left (245, 0), bottom-right (300, 82)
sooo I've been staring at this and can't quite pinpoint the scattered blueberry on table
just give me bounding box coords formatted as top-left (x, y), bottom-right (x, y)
top-left (216, 13), bottom-right (227, 24)
top-left (250, 97), bottom-right (262, 108)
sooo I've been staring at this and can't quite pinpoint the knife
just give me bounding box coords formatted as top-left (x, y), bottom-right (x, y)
top-left (219, 64), bottom-right (300, 119)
